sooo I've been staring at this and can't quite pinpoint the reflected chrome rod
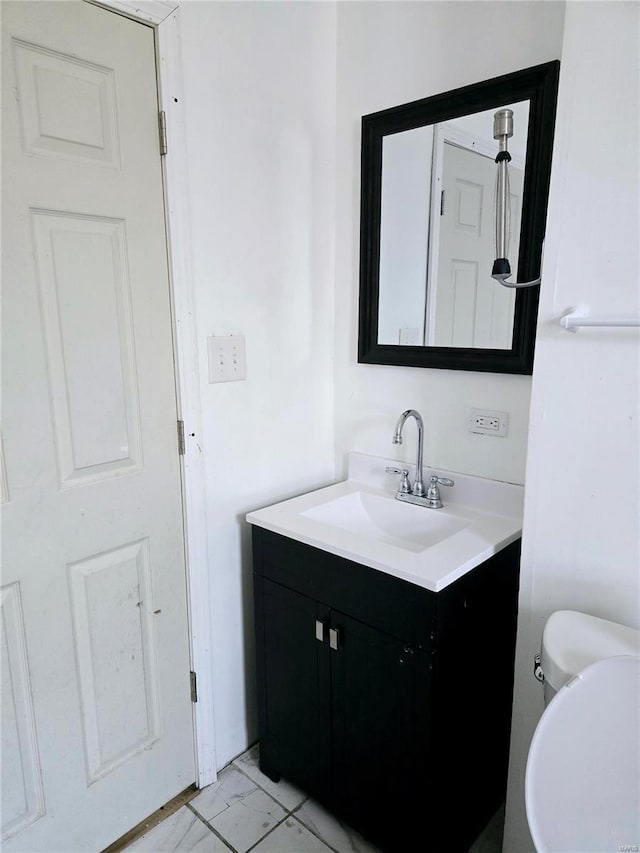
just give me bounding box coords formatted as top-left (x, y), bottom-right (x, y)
top-left (491, 108), bottom-right (541, 289)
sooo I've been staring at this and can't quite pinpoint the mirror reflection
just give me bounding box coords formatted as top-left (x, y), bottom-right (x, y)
top-left (377, 101), bottom-right (529, 349)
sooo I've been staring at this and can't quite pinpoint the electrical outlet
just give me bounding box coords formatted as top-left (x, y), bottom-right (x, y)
top-left (208, 334), bottom-right (247, 383)
top-left (469, 408), bottom-right (509, 437)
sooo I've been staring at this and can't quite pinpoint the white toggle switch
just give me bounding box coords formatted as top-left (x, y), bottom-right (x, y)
top-left (208, 335), bottom-right (247, 383)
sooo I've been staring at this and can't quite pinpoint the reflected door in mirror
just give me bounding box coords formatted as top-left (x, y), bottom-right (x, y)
top-left (431, 143), bottom-right (522, 349)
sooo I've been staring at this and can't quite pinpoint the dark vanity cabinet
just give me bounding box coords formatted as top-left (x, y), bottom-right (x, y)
top-left (252, 527), bottom-right (521, 852)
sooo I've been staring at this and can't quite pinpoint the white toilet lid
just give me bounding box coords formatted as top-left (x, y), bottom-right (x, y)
top-left (526, 655), bottom-right (640, 853)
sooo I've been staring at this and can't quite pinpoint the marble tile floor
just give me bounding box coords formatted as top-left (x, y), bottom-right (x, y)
top-left (124, 745), bottom-right (503, 853)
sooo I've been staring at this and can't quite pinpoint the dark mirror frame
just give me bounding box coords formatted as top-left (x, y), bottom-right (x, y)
top-left (358, 61), bottom-right (560, 375)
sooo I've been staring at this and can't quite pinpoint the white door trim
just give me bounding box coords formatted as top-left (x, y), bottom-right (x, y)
top-left (85, 0), bottom-right (216, 788)
top-left (88, 0), bottom-right (178, 26)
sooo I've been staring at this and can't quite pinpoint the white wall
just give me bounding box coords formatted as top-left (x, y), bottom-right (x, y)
top-left (503, 3), bottom-right (640, 850)
top-left (179, 1), bottom-right (337, 767)
top-left (177, 0), bottom-right (571, 778)
top-left (334, 1), bottom-right (565, 486)
top-left (378, 125), bottom-right (433, 345)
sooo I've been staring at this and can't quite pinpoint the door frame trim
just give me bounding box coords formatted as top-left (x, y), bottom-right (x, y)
top-left (85, 0), bottom-right (217, 788)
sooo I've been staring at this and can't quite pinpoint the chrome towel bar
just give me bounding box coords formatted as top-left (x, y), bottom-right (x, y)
top-left (560, 309), bottom-right (640, 331)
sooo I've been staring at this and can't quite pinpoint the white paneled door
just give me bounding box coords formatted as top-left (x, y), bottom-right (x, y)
top-left (433, 143), bottom-right (522, 349)
top-left (1, 2), bottom-right (196, 850)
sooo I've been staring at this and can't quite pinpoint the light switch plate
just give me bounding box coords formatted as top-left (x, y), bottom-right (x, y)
top-left (208, 334), bottom-right (247, 383)
top-left (399, 327), bottom-right (420, 345)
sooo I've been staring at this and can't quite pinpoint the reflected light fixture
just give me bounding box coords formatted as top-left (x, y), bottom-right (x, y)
top-left (491, 108), bottom-right (541, 288)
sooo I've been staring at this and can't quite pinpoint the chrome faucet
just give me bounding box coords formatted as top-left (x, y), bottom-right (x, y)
top-left (386, 408), bottom-right (455, 508)
top-left (392, 409), bottom-right (426, 496)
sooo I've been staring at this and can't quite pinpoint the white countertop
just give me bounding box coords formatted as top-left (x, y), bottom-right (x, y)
top-left (246, 453), bottom-right (523, 592)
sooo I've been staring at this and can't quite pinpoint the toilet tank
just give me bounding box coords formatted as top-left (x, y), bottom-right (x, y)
top-left (541, 610), bottom-right (640, 704)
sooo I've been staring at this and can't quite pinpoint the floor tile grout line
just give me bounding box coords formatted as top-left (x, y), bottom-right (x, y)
top-left (224, 756), bottom-right (339, 853)
top-left (291, 802), bottom-right (381, 853)
top-left (290, 799), bottom-right (306, 817)
top-left (243, 813), bottom-right (292, 853)
top-left (185, 802), bottom-right (241, 853)
top-left (196, 748), bottom-right (341, 853)
top-left (188, 756), bottom-right (305, 853)
top-left (119, 747), bottom-right (372, 853)
top-left (230, 759), bottom-right (308, 815)
top-left (242, 811), bottom-right (341, 853)
top-left (228, 752), bottom-right (341, 853)
top-left (188, 761), bottom-right (287, 828)
top-left (287, 813), bottom-right (342, 853)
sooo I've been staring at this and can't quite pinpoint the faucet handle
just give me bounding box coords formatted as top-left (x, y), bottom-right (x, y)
top-left (425, 474), bottom-right (454, 509)
top-left (385, 466), bottom-right (412, 494)
top-left (430, 475), bottom-right (454, 487)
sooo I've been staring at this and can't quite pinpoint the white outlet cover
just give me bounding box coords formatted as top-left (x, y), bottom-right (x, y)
top-left (469, 408), bottom-right (509, 437)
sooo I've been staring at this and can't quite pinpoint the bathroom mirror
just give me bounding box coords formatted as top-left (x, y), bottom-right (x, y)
top-left (358, 62), bottom-right (559, 374)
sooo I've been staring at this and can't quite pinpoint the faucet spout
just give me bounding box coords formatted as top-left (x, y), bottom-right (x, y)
top-left (392, 409), bottom-right (426, 497)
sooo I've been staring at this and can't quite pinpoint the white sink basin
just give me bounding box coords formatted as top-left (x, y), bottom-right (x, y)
top-left (301, 490), bottom-right (467, 552)
top-left (246, 452), bottom-right (524, 592)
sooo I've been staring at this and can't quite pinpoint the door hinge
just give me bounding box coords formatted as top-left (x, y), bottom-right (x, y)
top-left (177, 420), bottom-right (185, 456)
top-left (190, 670), bottom-right (198, 703)
top-left (159, 110), bottom-right (167, 155)
top-left (440, 190), bottom-right (445, 216)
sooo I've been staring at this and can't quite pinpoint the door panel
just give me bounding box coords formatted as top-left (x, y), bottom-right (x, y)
top-left (12, 36), bottom-right (120, 166)
top-left (0, 584), bottom-right (46, 840)
top-left (1, 2), bottom-right (195, 849)
top-left (259, 579), bottom-right (331, 798)
top-left (31, 210), bottom-right (142, 485)
top-left (330, 612), bottom-right (431, 847)
top-left (68, 539), bottom-right (162, 783)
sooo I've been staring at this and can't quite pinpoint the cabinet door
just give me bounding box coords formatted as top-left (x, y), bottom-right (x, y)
top-left (330, 611), bottom-right (432, 848)
top-left (256, 578), bottom-right (331, 797)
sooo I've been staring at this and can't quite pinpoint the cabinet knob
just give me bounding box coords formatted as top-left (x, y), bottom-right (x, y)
top-left (315, 620), bottom-right (325, 642)
top-left (329, 627), bottom-right (340, 651)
